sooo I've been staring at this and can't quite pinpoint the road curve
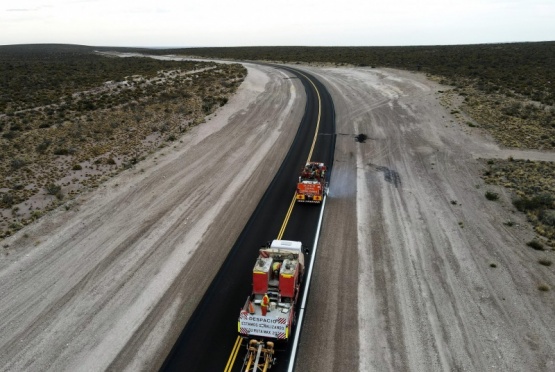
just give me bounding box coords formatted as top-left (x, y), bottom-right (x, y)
top-left (159, 66), bottom-right (335, 372)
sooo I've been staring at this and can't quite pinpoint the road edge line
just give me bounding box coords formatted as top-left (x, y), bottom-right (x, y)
top-left (287, 194), bottom-right (327, 372)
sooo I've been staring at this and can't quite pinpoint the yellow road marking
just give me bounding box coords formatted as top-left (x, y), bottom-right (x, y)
top-left (277, 193), bottom-right (297, 239)
top-left (224, 336), bottom-right (243, 372)
top-left (295, 70), bottom-right (322, 162)
top-left (224, 69), bottom-right (322, 371)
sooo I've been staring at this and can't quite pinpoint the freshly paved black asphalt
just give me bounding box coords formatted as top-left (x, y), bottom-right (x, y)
top-left (160, 66), bottom-right (336, 372)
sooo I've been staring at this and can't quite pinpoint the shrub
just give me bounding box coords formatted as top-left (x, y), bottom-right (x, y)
top-left (45, 183), bottom-right (61, 195)
top-left (72, 164), bottom-right (82, 170)
top-left (10, 158), bottom-right (26, 170)
top-left (538, 284), bottom-right (550, 292)
top-left (539, 210), bottom-right (555, 226)
top-left (1, 193), bottom-right (14, 207)
top-left (2, 131), bottom-right (17, 140)
top-left (53, 148), bottom-right (70, 155)
top-left (513, 194), bottom-right (554, 212)
top-left (527, 240), bottom-right (545, 251)
top-left (538, 259), bottom-right (552, 266)
top-left (485, 191), bottom-right (499, 201)
top-left (36, 140), bottom-right (52, 153)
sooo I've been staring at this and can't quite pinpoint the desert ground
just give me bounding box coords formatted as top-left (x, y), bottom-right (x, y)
top-left (298, 67), bottom-right (555, 371)
top-left (1, 60), bottom-right (554, 371)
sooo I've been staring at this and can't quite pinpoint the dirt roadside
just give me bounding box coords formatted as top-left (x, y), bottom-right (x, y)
top-left (0, 63), bottom-right (305, 371)
top-left (296, 66), bottom-right (555, 371)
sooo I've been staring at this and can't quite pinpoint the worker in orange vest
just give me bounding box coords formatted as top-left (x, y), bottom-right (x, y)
top-left (261, 293), bottom-right (270, 316)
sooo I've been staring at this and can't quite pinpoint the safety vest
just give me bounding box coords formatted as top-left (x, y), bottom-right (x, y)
top-left (262, 295), bottom-right (269, 307)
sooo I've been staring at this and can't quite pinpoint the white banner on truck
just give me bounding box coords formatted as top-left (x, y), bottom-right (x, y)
top-left (240, 314), bottom-right (287, 338)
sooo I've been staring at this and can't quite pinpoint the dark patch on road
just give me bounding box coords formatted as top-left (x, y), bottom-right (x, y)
top-left (368, 163), bottom-right (402, 188)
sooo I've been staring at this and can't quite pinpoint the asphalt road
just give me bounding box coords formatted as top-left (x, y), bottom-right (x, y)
top-left (160, 66), bottom-right (336, 372)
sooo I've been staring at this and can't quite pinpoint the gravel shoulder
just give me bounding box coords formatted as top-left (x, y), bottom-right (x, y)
top-left (297, 66), bottom-right (555, 371)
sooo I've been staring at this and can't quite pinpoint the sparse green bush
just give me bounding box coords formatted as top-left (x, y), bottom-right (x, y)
top-left (527, 240), bottom-right (545, 251)
top-left (539, 210), bottom-right (555, 226)
top-left (485, 191), bottom-right (499, 201)
top-left (10, 158), bottom-right (27, 170)
top-left (36, 140), bottom-right (52, 153)
top-left (53, 148), bottom-right (70, 155)
top-left (45, 183), bottom-right (61, 196)
top-left (1, 193), bottom-right (14, 208)
top-left (513, 193), bottom-right (554, 212)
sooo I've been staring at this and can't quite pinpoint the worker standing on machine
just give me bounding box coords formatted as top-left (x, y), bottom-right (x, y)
top-left (272, 261), bottom-right (281, 279)
top-left (261, 293), bottom-right (270, 316)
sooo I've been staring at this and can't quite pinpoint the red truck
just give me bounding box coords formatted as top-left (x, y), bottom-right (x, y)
top-left (296, 162), bottom-right (327, 203)
top-left (238, 240), bottom-right (307, 370)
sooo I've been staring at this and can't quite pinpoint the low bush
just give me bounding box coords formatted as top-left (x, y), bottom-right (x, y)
top-left (527, 240), bottom-right (545, 251)
top-left (1, 193), bottom-right (14, 208)
top-left (514, 193), bottom-right (554, 212)
top-left (53, 148), bottom-right (70, 155)
top-left (45, 183), bottom-right (61, 195)
top-left (539, 210), bottom-right (555, 227)
top-left (485, 191), bottom-right (499, 201)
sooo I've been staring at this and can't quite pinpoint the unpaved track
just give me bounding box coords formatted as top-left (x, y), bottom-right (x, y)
top-left (1, 61), bottom-right (554, 372)
top-left (0, 63), bottom-right (305, 371)
top-left (296, 67), bottom-right (555, 371)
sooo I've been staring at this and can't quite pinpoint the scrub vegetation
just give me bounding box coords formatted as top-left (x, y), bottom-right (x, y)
top-left (483, 159), bottom-right (555, 246)
top-left (155, 42), bottom-right (554, 150)
top-left (0, 44), bottom-right (246, 238)
top-left (1, 42), bottom-right (553, 247)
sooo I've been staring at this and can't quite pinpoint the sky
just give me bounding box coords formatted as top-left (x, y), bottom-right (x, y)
top-left (2, 0), bottom-right (555, 47)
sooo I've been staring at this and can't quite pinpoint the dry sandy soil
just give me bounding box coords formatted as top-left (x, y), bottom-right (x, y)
top-left (1, 60), bottom-right (554, 372)
top-left (0, 62), bottom-right (305, 371)
top-left (297, 66), bottom-right (555, 371)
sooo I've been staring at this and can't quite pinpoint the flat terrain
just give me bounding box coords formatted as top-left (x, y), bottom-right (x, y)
top-left (0, 62), bottom-right (305, 371)
top-left (297, 66), bottom-right (555, 371)
top-left (1, 61), bottom-right (554, 371)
